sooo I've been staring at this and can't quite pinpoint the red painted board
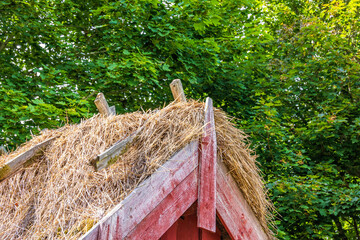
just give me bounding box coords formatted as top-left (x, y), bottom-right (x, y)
top-left (198, 97), bottom-right (217, 232)
top-left (80, 141), bottom-right (199, 240)
top-left (176, 212), bottom-right (199, 240)
top-left (216, 162), bottom-right (268, 240)
top-left (124, 169), bottom-right (198, 240)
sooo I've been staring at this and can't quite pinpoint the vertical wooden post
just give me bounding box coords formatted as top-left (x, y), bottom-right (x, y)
top-left (94, 93), bottom-right (112, 116)
top-left (0, 145), bottom-right (7, 155)
top-left (198, 97), bottom-right (217, 232)
top-left (170, 79), bottom-right (186, 102)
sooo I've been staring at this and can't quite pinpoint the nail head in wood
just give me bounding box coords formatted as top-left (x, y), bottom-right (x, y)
top-left (170, 79), bottom-right (186, 102)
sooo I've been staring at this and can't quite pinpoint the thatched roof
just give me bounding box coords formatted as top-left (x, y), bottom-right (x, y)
top-left (0, 100), bottom-right (273, 239)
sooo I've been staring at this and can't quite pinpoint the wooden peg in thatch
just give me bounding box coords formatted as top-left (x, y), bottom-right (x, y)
top-left (0, 145), bottom-right (7, 155)
top-left (0, 137), bottom-right (56, 182)
top-left (170, 79), bottom-right (186, 102)
top-left (94, 93), bottom-right (114, 116)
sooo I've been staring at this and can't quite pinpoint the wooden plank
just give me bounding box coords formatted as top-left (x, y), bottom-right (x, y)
top-left (94, 93), bottom-right (111, 116)
top-left (174, 211), bottom-right (199, 240)
top-left (216, 162), bottom-right (268, 240)
top-left (125, 168), bottom-right (198, 239)
top-left (170, 79), bottom-right (186, 102)
top-left (80, 141), bottom-right (199, 240)
top-left (0, 137), bottom-right (55, 182)
top-left (92, 134), bottom-right (136, 171)
top-left (92, 106), bottom-right (170, 171)
top-left (197, 97), bottom-right (217, 232)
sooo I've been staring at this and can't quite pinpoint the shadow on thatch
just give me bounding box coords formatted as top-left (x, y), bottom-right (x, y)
top-left (0, 100), bottom-right (274, 239)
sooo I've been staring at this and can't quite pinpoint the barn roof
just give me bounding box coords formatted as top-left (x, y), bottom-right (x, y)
top-left (0, 98), bottom-right (273, 239)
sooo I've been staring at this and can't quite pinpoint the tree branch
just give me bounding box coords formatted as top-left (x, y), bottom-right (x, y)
top-left (0, 34), bottom-right (14, 52)
top-left (334, 216), bottom-right (348, 240)
top-left (353, 216), bottom-right (360, 240)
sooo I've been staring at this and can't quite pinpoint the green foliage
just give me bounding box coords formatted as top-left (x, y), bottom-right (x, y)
top-left (249, 0), bottom-right (360, 238)
top-left (1, 0), bottom-right (359, 239)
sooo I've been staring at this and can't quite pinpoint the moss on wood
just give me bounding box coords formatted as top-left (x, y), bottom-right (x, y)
top-left (0, 165), bottom-right (11, 180)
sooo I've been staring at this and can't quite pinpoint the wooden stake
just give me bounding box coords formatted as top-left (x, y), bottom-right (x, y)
top-left (0, 145), bottom-right (7, 155)
top-left (170, 79), bottom-right (186, 102)
top-left (0, 137), bottom-right (56, 182)
top-left (94, 93), bottom-right (112, 116)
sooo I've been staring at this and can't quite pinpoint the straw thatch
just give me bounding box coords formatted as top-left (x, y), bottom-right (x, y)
top-left (0, 100), bottom-right (274, 239)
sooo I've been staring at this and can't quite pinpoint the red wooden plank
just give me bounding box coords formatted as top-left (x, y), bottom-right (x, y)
top-left (176, 212), bottom-right (199, 240)
top-left (216, 162), bottom-right (268, 240)
top-left (198, 97), bottom-right (217, 232)
top-left (124, 169), bottom-right (198, 240)
top-left (80, 141), bottom-right (199, 240)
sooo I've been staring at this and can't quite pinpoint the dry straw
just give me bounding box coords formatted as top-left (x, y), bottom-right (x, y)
top-left (0, 100), bottom-right (274, 239)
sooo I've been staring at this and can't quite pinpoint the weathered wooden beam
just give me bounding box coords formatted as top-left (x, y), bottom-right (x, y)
top-left (170, 79), bottom-right (186, 102)
top-left (0, 145), bottom-right (7, 155)
top-left (198, 97), bottom-right (217, 232)
top-left (80, 141), bottom-right (199, 240)
top-left (94, 93), bottom-right (112, 116)
top-left (216, 161), bottom-right (268, 240)
top-left (0, 137), bottom-right (55, 182)
top-left (92, 109), bottom-right (163, 171)
top-left (92, 134), bottom-right (136, 171)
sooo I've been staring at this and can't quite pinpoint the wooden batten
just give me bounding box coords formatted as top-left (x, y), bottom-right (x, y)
top-left (170, 79), bottom-right (186, 102)
top-left (92, 115), bottom-right (151, 171)
top-left (0, 137), bottom-right (55, 182)
top-left (197, 97), bottom-right (217, 232)
top-left (92, 134), bottom-right (136, 171)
